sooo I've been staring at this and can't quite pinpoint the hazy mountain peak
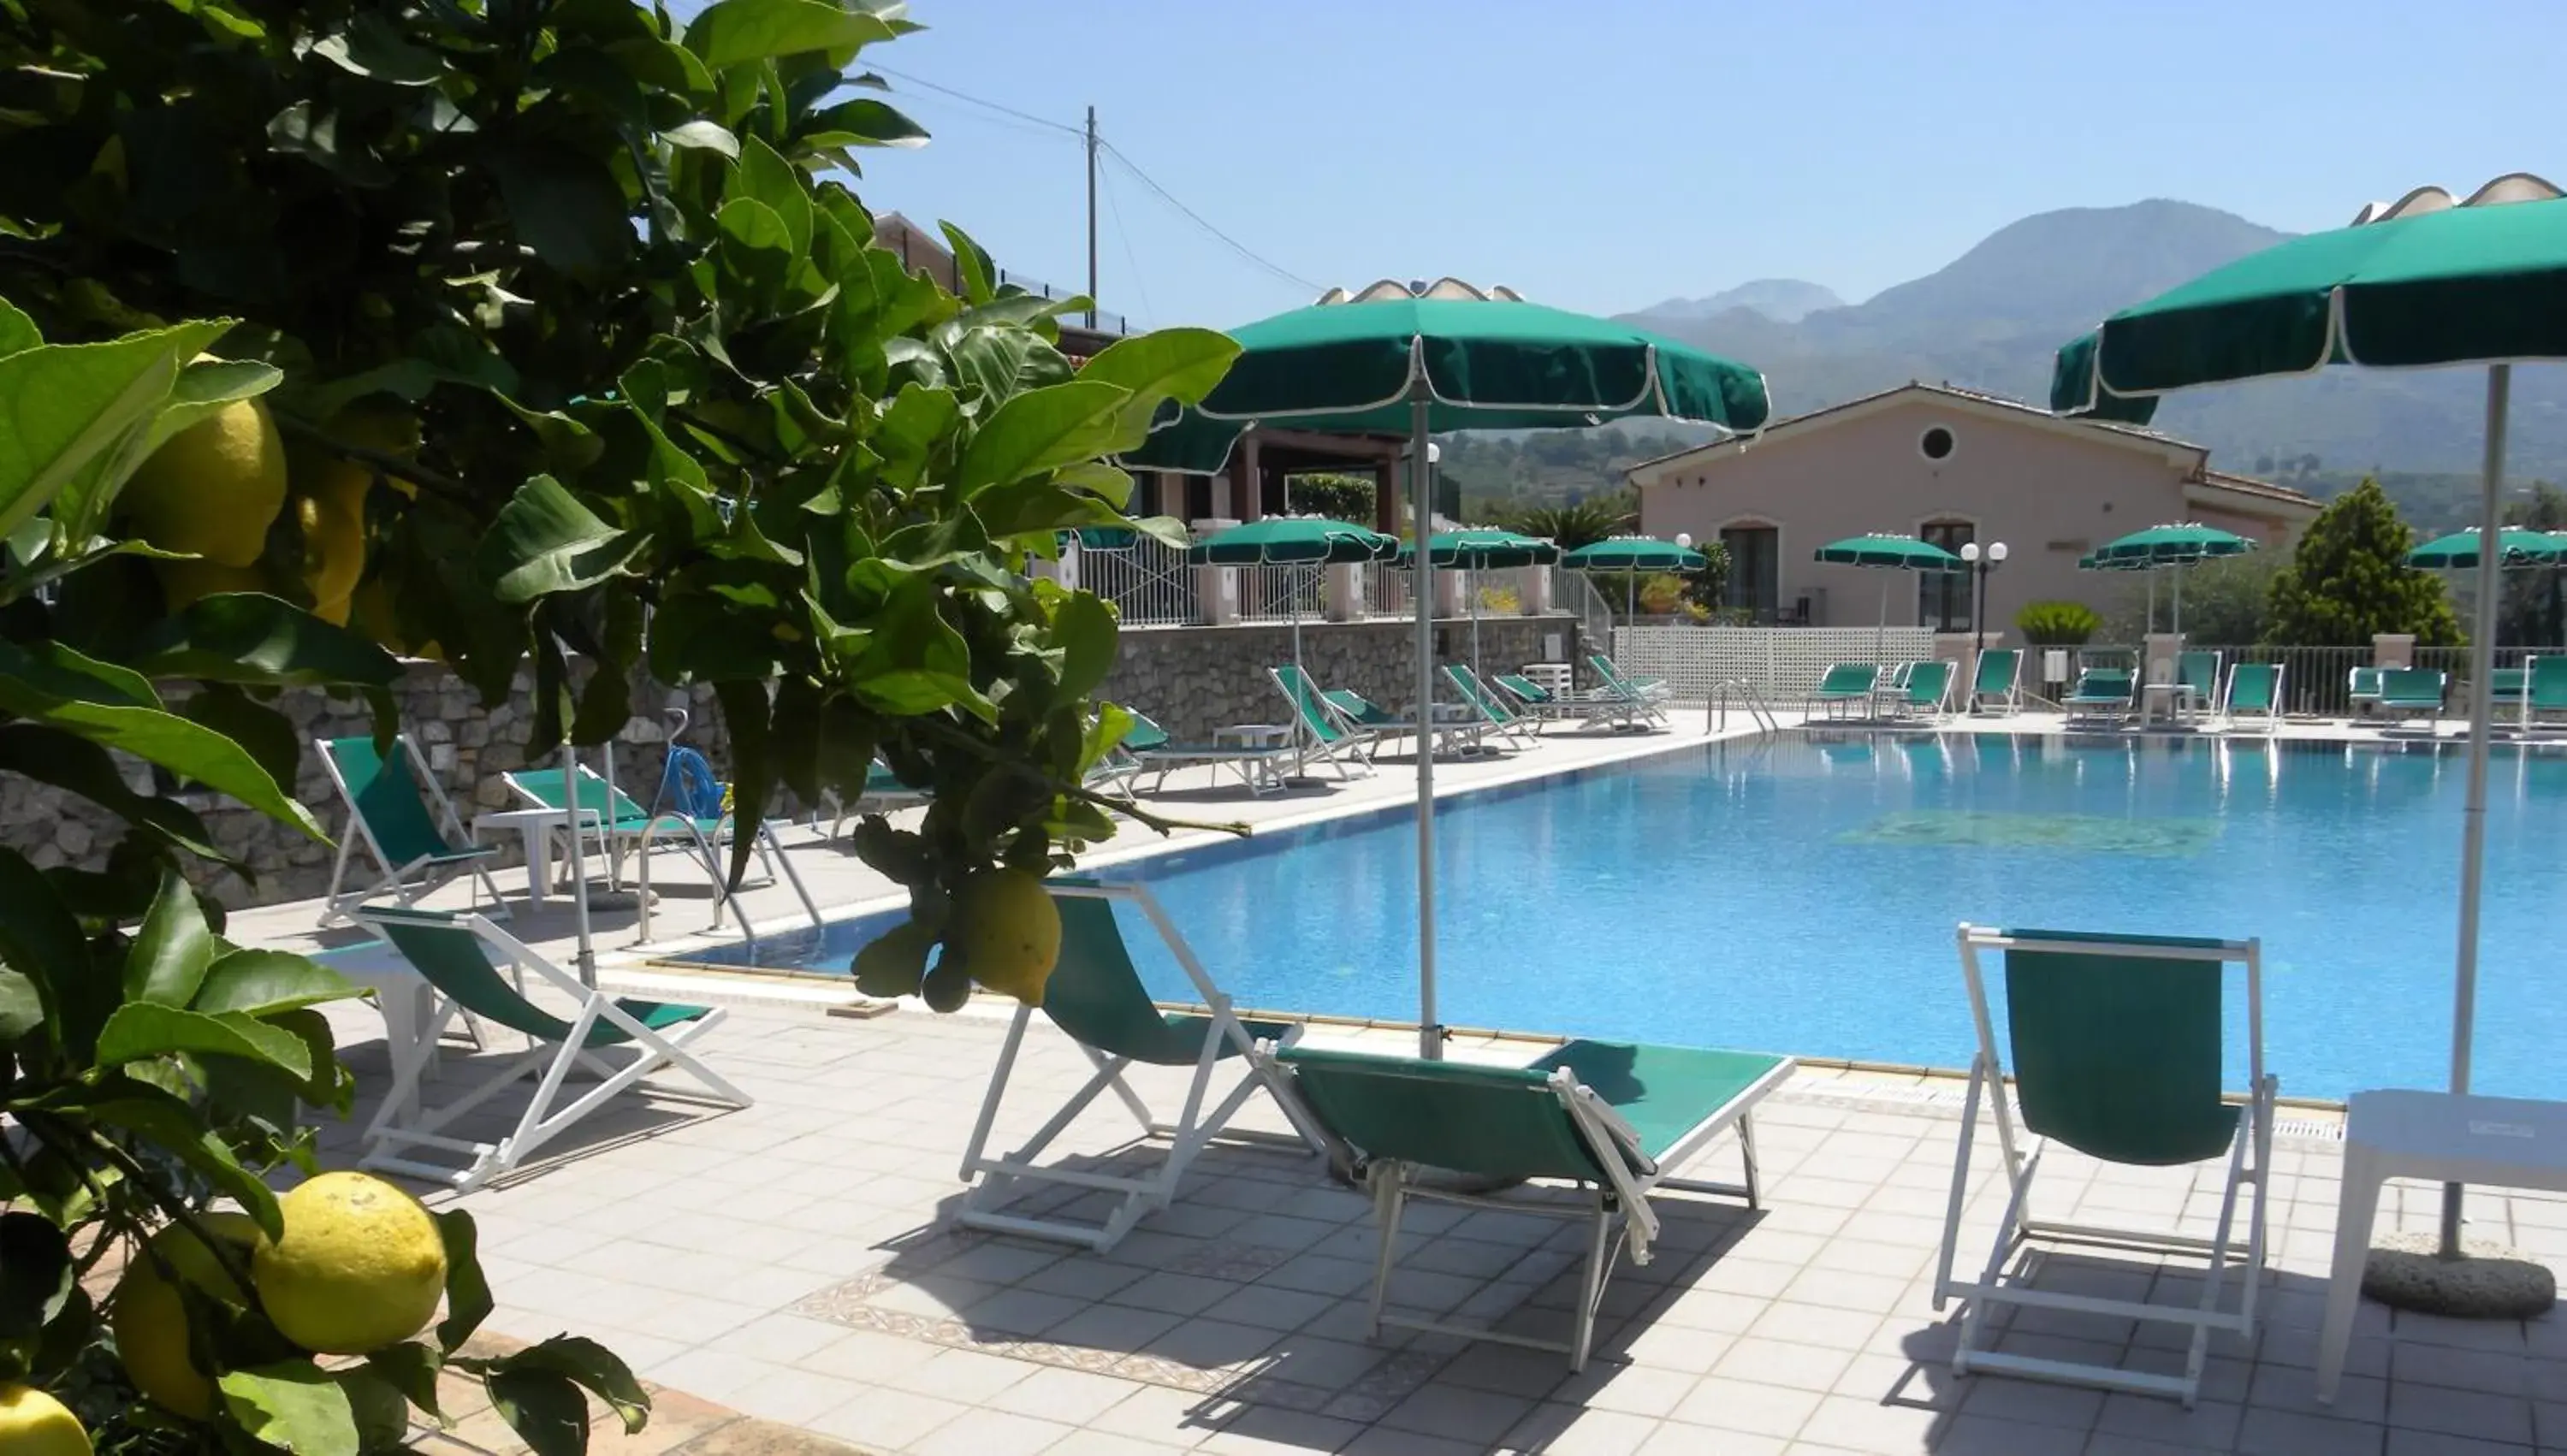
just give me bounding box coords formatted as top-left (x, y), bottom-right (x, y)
top-left (1640, 278), bottom-right (1843, 324)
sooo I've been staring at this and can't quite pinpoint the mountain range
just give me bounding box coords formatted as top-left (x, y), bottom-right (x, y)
top-left (1621, 199), bottom-right (2567, 480)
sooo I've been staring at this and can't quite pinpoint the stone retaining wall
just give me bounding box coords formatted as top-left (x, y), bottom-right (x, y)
top-left (1099, 614), bottom-right (1585, 743)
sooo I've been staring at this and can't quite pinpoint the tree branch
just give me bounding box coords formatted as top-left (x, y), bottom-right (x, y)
top-left (270, 413), bottom-right (479, 506)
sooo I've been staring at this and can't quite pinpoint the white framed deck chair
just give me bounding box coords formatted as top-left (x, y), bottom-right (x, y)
top-left (1269, 665), bottom-right (1380, 778)
top-left (2217, 661), bottom-right (2285, 734)
top-left (502, 763), bottom-right (818, 932)
top-left (1937, 925), bottom-right (2276, 1407)
top-left (1971, 648), bottom-right (2024, 714)
top-left (958, 881), bottom-right (1316, 1252)
top-left (349, 905), bottom-right (750, 1192)
top-left (1587, 653), bottom-right (1670, 725)
top-left (1097, 711), bottom-right (1295, 796)
top-left (1257, 1038), bottom-right (1793, 1371)
top-left (1445, 664), bottom-right (1543, 749)
top-left (316, 734), bottom-right (509, 926)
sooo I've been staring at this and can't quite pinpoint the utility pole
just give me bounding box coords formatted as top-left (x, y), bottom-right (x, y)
top-left (1084, 105), bottom-right (1099, 331)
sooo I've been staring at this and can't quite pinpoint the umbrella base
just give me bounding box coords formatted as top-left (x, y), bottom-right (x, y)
top-left (2361, 1232), bottom-right (2556, 1318)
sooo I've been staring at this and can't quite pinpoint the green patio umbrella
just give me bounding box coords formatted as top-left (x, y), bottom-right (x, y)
top-left (1562, 535), bottom-right (1710, 620)
top-left (1136, 278), bottom-right (1770, 1057)
top-left (2089, 523), bottom-right (2257, 634)
top-left (1188, 518), bottom-right (1399, 767)
top-left (2051, 172), bottom-right (2567, 1258)
top-left (2406, 527), bottom-right (2564, 570)
top-left (1813, 534), bottom-right (1965, 665)
top-left (1396, 528), bottom-right (1563, 686)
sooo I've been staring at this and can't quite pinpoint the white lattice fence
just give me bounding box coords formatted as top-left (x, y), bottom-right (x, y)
top-left (1610, 626), bottom-right (1939, 703)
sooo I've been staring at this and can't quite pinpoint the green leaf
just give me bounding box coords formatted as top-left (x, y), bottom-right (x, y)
top-left (1082, 701), bottom-right (1138, 773)
top-left (191, 948), bottom-right (361, 1017)
top-left (311, 13), bottom-right (443, 84)
top-left (480, 476), bottom-right (646, 605)
top-left (144, 356), bottom-right (286, 457)
top-left (0, 1212), bottom-right (74, 1340)
top-left (685, 0), bottom-right (894, 70)
top-left (125, 591), bottom-right (403, 687)
top-left (491, 1335), bottom-right (651, 1433)
top-left (221, 1362), bottom-right (360, 1456)
top-left (0, 724), bottom-right (229, 865)
top-left (435, 1210), bottom-right (493, 1352)
top-left (874, 384), bottom-right (959, 489)
top-left (487, 145), bottom-right (635, 280)
top-left (95, 1003), bottom-right (316, 1083)
top-left (956, 382), bottom-right (1133, 500)
top-left (661, 120), bottom-right (740, 158)
top-left (849, 581), bottom-right (992, 719)
top-left (803, 97), bottom-right (929, 149)
top-left (0, 299), bottom-right (37, 358)
top-left (89, 1097), bottom-right (279, 1235)
top-left (488, 1370), bottom-right (590, 1456)
top-left (364, 1343), bottom-right (444, 1420)
top-left (127, 867), bottom-right (216, 1007)
top-left (1077, 328), bottom-right (1244, 449)
top-left (714, 197), bottom-right (795, 301)
top-left (714, 678), bottom-right (772, 892)
top-left (0, 322), bottom-right (224, 543)
top-left (0, 640), bottom-right (323, 839)
top-left (0, 968), bottom-right (41, 1043)
top-left (939, 222), bottom-right (997, 306)
top-left (1053, 593), bottom-right (1120, 702)
top-left (0, 848), bottom-right (86, 1051)
top-left (732, 136), bottom-right (814, 263)
top-left (181, 686), bottom-right (304, 802)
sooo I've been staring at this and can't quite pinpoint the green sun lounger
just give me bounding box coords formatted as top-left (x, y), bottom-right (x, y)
top-left (1971, 648), bottom-right (2023, 714)
top-left (1321, 686), bottom-right (1485, 759)
top-left (1097, 710), bottom-right (1294, 796)
top-left (1494, 672), bottom-right (1641, 729)
top-left (2347, 666), bottom-right (2385, 717)
top-left (958, 881), bottom-right (1313, 1251)
top-left (2061, 667), bottom-right (2134, 725)
top-left (2375, 667), bottom-right (2447, 723)
top-left (2176, 650), bottom-right (2223, 724)
top-left (2527, 656), bottom-right (2567, 728)
top-left (1807, 663), bottom-right (1881, 720)
top-left (1444, 664), bottom-right (1541, 748)
top-left (1259, 1039), bottom-right (1793, 1370)
top-left (316, 733), bottom-right (508, 926)
top-left (1939, 926), bottom-right (2274, 1407)
top-left (1587, 654), bottom-right (1669, 725)
top-left (1890, 660), bottom-right (1954, 722)
top-left (1270, 665), bottom-right (1379, 778)
top-left (351, 905), bottom-right (749, 1192)
top-left (504, 762), bottom-right (819, 932)
top-left (2219, 661), bottom-right (2284, 732)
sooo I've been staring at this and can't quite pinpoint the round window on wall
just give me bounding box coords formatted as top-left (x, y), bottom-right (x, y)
top-left (1919, 426), bottom-right (1956, 462)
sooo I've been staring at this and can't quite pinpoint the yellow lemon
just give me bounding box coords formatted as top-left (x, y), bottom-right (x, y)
top-left (0, 1385), bottom-right (90, 1456)
top-left (119, 398), bottom-right (289, 567)
top-left (252, 1173), bottom-right (447, 1355)
top-left (290, 479), bottom-right (366, 624)
top-left (110, 1212), bottom-right (261, 1420)
top-left (951, 867), bottom-right (1062, 1005)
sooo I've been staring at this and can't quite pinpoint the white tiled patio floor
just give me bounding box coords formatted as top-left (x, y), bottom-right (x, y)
top-left (253, 712), bottom-right (2567, 1454)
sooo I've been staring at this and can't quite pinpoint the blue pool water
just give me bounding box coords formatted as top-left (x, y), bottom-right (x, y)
top-left (679, 733), bottom-right (2567, 1100)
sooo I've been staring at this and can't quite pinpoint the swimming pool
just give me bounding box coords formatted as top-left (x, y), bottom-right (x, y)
top-left (677, 732), bottom-right (2567, 1100)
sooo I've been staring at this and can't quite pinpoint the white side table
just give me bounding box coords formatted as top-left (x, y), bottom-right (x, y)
top-left (472, 805), bottom-right (601, 908)
top-left (2316, 1089), bottom-right (2567, 1401)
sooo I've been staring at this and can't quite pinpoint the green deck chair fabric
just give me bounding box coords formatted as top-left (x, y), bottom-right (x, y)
top-left (1445, 666), bottom-right (1532, 734)
top-left (366, 908), bottom-right (711, 1050)
top-left (2226, 663), bottom-right (2279, 714)
top-left (2492, 668), bottom-right (2529, 705)
top-left (1973, 648), bottom-right (2019, 698)
top-left (2378, 668), bottom-right (2446, 709)
top-left (1276, 1046), bottom-right (1616, 1185)
top-left (1903, 660), bottom-right (1953, 710)
top-left (2349, 666), bottom-right (2384, 701)
top-left (2531, 658), bottom-right (2567, 713)
top-left (1496, 672), bottom-right (1560, 706)
top-left (2066, 668), bottom-right (2133, 703)
top-left (1589, 654), bottom-right (1664, 698)
top-left (1046, 897), bottom-right (1295, 1066)
top-left (1812, 664), bottom-right (1878, 699)
top-left (2001, 935), bottom-right (2238, 1166)
top-left (1274, 666), bottom-right (1360, 745)
top-left (2178, 651), bottom-right (2221, 701)
top-left (1527, 1041), bottom-right (1786, 1163)
top-left (1321, 689), bottom-right (1402, 730)
top-left (323, 737), bottom-right (484, 867)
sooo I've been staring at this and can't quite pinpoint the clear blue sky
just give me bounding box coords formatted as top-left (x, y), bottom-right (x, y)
top-left (846, 1), bottom-right (2563, 332)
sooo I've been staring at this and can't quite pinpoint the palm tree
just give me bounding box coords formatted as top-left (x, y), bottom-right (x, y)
top-left (1497, 495), bottom-right (1635, 550)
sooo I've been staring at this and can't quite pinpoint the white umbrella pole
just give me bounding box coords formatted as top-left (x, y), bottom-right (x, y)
top-left (2441, 363), bottom-right (2511, 1255)
top-left (1876, 575), bottom-right (1888, 665)
top-left (2147, 571), bottom-right (2157, 636)
top-left (1289, 568), bottom-right (1308, 778)
top-left (2173, 565), bottom-right (2185, 636)
top-left (1470, 570), bottom-right (1484, 684)
top-left (561, 741), bottom-right (596, 988)
top-left (1408, 396), bottom-right (1441, 1059)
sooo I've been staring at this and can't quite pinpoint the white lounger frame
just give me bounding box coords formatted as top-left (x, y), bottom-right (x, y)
top-left (316, 732), bottom-right (509, 926)
top-left (957, 882), bottom-right (1317, 1252)
top-left (1937, 926), bottom-right (2275, 1408)
top-left (351, 909), bottom-right (750, 1192)
top-left (1261, 1047), bottom-right (1794, 1372)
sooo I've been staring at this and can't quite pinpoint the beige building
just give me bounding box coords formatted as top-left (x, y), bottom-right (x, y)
top-left (1627, 382), bottom-right (2321, 633)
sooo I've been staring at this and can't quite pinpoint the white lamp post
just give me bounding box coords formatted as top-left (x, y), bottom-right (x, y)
top-left (1959, 541), bottom-right (2007, 713)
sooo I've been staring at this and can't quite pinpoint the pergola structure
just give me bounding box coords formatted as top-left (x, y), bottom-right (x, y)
top-left (1135, 424), bottom-right (1413, 535)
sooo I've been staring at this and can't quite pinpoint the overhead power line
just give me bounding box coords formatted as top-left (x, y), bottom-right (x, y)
top-left (1098, 139), bottom-right (1321, 296)
top-left (870, 65), bottom-right (1083, 138)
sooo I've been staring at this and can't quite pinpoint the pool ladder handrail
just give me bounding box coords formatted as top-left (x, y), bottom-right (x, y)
top-left (1705, 678), bottom-right (1780, 737)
